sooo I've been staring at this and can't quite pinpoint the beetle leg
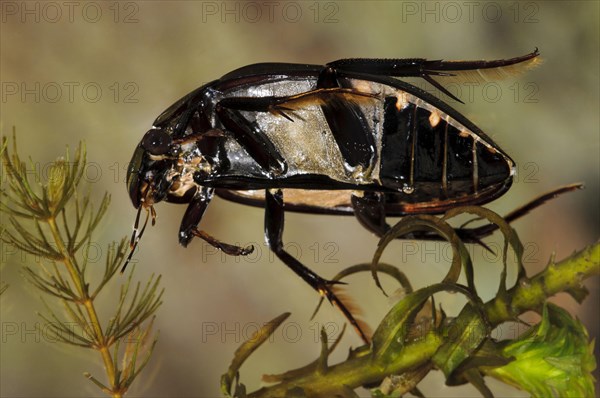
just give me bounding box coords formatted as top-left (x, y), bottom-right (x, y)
top-left (351, 192), bottom-right (390, 236)
top-left (350, 192), bottom-right (452, 244)
top-left (452, 183), bottom-right (584, 243)
top-left (328, 58), bottom-right (462, 102)
top-left (371, 184), bottom-right (583, 246)
top-left (191, 229), bottom-right (254, 256)
top-left (218, 89), bottom-right (377, 116)
top-left (168, 90), bottom-right (211, 140)
top-left (328, 49), bottom-right (539, 78)
top-left (328, 49), bottom-right (540, 103)
top-left (179, 186), bottom-right (254, 255)
top-left (351, 193), bottom-right (483, 244)
top-left (215, 101), bottom-right (287, 176)
top-left (217, 89), bottom-right (378, 173)
top-left (178, 187), bottom-right (213, 247)
top-left (315, 67), bottom-right (378, 171)
top-left (265, 188), bottom-right (370, 343)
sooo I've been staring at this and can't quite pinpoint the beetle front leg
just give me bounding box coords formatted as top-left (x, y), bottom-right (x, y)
top-left (191, 230), bottom-right (254, 256)
top-left (265, 188), bottom-right (370, 344)
top-left (179, 186), bottom-right (253, 255)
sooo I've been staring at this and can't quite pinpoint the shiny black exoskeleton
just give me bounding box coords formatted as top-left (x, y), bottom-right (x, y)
top-left (127, 50), bottom-right (547, 342)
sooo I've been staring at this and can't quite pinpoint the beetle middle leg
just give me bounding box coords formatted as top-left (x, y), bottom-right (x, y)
top-left (217, 89), bottom-right (379, 175)
top-left (265, 188), bottom-right (370, 344)
top-left (215, 102), bottom-right (288, 176)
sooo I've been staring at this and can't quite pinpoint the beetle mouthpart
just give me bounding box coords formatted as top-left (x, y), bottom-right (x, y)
top-left (150, 205), bottom-right (157, 226)
top-left (139, 180), bottom-right (160, 208)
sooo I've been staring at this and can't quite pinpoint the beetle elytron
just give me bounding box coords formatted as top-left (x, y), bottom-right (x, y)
top-left (126, 49), bottom-right (575, 342)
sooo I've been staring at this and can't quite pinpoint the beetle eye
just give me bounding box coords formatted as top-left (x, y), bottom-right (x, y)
top-left (142, 129), bottom-right (172, 155)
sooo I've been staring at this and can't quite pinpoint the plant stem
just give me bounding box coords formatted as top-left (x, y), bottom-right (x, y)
top-left (248, 333), bottom-right (442, 398)
top-left (247, 242), bottom-right (600, 398)
top-left (47, 216), bottom-right (121, 397)
top-left (485, 242), bottom-right (600, 326)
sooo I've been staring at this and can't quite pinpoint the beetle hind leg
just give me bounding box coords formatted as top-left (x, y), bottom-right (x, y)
top-left (266, 189), bottom-right (371, 344)
top-left (352, 192), bottom-right (391, 236)
top-left (328, 50), bottom-right (540, 80)
top-left (351, 184), bottom-right (583, 247)
top-left (328, 50), bottom-right (541, 103)
top-left (453, 183), bottom-right (585, 243)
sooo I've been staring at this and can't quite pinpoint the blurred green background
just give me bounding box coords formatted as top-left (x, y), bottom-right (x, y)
top-left (1, 1), bottom-right (598, 397)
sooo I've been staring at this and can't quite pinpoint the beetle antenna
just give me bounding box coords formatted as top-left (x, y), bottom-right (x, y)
top-left (122, 205), bottom-right (151, 273)
top-left (129, 204), bottom-right (143, 248)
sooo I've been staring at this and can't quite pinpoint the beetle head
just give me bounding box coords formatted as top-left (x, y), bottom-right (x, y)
top-left (127, 127), bottom-right (202, 207)
top-left (124, 127), bottom-right (200, 272)
top-left (128, 128), bottom-right (176, 208)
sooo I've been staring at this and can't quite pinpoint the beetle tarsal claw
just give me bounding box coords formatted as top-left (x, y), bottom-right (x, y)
top-left (238, 244), bottom-right (254, 256)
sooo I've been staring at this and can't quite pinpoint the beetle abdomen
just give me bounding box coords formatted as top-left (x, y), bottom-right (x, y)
top-left (377, 86), bottom-right (513, 208)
